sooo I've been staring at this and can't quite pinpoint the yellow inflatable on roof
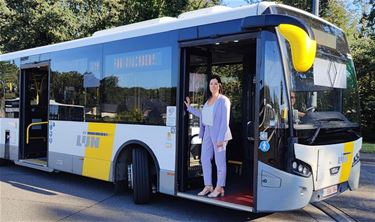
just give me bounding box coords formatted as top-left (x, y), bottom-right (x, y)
top-left (279, 24), bottom-right (317, 73)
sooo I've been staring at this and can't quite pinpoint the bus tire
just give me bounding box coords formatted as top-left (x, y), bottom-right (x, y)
top-left (132, 148), bottom-right (151, 204)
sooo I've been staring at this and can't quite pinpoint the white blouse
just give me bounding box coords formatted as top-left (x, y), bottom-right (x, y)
top-left (202, 102), bottom-right (214, 126)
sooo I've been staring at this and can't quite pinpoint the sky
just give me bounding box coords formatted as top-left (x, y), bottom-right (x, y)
top-left (222, 0), bottom-right (251, 7)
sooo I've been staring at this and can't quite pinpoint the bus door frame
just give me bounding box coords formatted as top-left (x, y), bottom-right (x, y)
top-left (178, 32), bottom-right (260, 201)
top-left (251, 31), bottom-right (266, 212)
top-left (178, 44), bottom-right (212, 192)
top-left (19, 61), bottom-right (50, 160)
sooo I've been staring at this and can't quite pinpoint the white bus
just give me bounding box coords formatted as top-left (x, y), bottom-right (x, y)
top-left (0, 2), bottom-right (362, 212)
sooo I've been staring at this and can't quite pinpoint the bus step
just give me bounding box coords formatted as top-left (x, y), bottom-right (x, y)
top-left (176, 192), bottom-right (254, 212)
top-left (15, 159), bottom-right (53, 172)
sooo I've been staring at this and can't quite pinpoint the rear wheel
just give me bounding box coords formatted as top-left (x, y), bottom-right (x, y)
top-left (132, 148), bottom-right (151, 204)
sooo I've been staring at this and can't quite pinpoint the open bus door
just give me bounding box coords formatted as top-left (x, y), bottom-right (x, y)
top-left (179, 45), bottom-right (211, 192)
top-left (17, 61), bottom-right (51, 170)
top-left (178, 33), bottom-right (258, 212)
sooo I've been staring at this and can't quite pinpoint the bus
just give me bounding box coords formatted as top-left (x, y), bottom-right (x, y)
top-left (0, 2), bottom-right (362, 212)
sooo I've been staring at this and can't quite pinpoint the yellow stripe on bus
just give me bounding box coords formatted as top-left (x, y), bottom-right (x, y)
top-left (82, 123), bottom-right (116, 181)
top-left (339, 142), bottom-right (354, 183)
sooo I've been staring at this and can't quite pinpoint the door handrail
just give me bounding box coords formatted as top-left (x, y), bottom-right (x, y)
top-left (26, 121), bottom-right (48, 144)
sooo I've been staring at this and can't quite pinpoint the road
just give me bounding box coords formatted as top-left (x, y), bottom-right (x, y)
top-left (323, 160), bottom-right (375, 222)
top-left (1, 160), bottom-right (373, 221)
top-left (0, 163), bottom-right (332, 222)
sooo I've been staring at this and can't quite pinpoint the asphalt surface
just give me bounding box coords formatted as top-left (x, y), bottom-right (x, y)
top-left (0, 163), bottom-right (325, 221)
top-left (322, 154), bottom-right (375, 222)
top-left (0, 153), bottom-right (373, 221)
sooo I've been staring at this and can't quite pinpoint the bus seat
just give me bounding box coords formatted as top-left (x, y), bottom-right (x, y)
top-left (228, 160), bottom-right (243, 175)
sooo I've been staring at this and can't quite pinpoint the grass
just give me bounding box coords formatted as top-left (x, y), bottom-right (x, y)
top-left (361, 143), bottom-right (375, 153)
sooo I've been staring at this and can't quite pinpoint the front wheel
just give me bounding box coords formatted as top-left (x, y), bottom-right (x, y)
top-left (132, 148), bottom-right (151, 204)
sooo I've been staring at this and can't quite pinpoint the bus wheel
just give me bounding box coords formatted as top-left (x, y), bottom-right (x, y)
top-left (132, 148), bottom-right (151, 204)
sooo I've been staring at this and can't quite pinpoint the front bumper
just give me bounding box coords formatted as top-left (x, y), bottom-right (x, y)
top-left (310, 161), bottom-right (361, 202)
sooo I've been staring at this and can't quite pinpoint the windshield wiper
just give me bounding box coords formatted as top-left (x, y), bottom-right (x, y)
top-left (307, 122), bottom-right (321, 144)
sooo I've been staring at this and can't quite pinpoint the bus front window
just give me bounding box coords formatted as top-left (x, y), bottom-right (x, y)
top-left (286, 48), bottom-right (360, 144)
top-left (274, 5), bottom-right (361, 145)
top-left (290, 54), bottom-right (360, 125)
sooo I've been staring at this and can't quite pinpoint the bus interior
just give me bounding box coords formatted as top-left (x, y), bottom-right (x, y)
top-left (19, 64), bottom-right (49, 166)
top-left (181, 35), bottom-right (257, 208)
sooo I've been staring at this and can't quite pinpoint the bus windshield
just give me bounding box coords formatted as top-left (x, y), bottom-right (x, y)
top-left (290, 54), bottom-right (360, 127)
top-left (274, 6), bottom-right (360, 130)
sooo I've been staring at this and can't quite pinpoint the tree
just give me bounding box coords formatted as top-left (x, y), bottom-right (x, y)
top-left (0, 0), bottom-right (81, 53)
top-left (350, 37), bottom-right (375, 141)
top-left (185, 0), bottom-right (220, 10)
top-left (0, 0), bottom-right (221, 53)
top-left (351, 0), bottom-right (375, 141)
top-left (370, 1), bottom-right (375, 26)
top-left (0, 0), bottom-right (9, 53)
top-left (365, 0), bottom-right (375, 37)
top-left (64, 0), bottom-right (127, 37)
top-left (322, 0), bottom-right (358, 40)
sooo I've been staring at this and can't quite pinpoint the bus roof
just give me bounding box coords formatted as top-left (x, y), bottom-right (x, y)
top-left (0, 1), bottom-right (341, 61)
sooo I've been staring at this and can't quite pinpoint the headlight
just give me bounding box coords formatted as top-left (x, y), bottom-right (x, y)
top-left (303, 167), bottom-right (308, 175)
top-left (298, 164), bottom-right (303, 173)
top-left (291, 159), bottom-right (311, 177)
top-left (292, 161), bottom-right (298, 169)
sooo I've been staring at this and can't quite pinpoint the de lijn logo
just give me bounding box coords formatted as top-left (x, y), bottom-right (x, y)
top-left (76, 131), bottom-right (108, 148)
top-left (259, 141), bottom-right (270, 152)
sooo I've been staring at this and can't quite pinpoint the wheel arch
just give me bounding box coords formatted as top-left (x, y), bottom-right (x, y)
top-left (113, 140), bottom-right (160, 190)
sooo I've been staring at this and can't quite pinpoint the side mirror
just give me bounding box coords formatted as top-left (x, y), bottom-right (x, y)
top-left (278, 24), bottom-right (317, 72)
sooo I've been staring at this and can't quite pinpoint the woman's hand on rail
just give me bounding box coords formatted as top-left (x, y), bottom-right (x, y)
top-left (184, 97), bottom-right (191, 108)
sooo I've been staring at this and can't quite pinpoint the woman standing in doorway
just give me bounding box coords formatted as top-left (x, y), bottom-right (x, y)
top-left (184, 75), bottom-right (232, 198)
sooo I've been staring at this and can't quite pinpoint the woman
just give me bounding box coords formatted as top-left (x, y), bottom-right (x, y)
top-left (184, 75), bottom-right (232, 198)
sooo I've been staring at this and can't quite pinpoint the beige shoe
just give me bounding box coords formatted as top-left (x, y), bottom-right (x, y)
top-left (197, 186), bottom-right (213, 196)
top-left (208, 189), bottom-right (224, 198)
